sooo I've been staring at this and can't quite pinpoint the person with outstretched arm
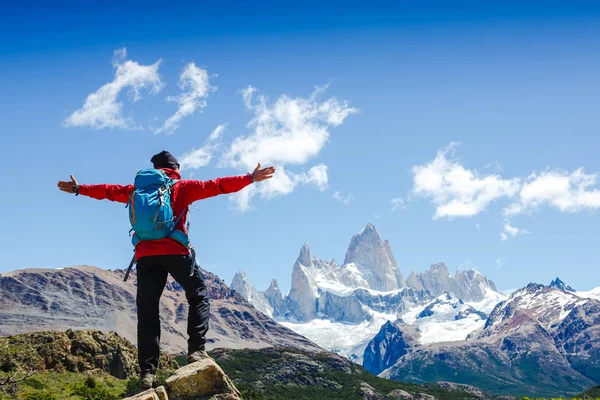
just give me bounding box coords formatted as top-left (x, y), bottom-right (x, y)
top-left (57, 150), bottom-right (275, 389)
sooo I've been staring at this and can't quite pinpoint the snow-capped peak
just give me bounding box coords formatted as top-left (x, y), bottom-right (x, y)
top-left (484, 283), bottom-right (589, 333)
top-left (549, 277), bottom-right (575, 292)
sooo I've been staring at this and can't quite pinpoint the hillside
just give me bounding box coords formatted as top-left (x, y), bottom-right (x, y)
top-left (0, 330), bottom-right (504, 400)
top-left (0, 265), bottom-right (319, 354)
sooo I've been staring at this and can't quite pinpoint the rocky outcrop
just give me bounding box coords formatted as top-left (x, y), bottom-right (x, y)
top-left (550, 277), bottom-right (575, 292)
top-left (230, 270), bottom-right (273, 316)
top-left (363, 320), bottom-right (419, 375)
top-left (122, 358), bottom-right (242, 400)
top-left (263, 279), bottom-right (287, 317)
top-left (286, 245), bottom-right (318, 321)
top-left (407, 264), bottom-right (497, 302)
top-left (166, 359), bottom-right (241, 399)
top-left (123, 387), bottom-right (168, 400)
top-left (0, 329), bottom-right (176, 379)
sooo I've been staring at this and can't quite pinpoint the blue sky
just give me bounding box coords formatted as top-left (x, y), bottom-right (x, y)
top-left (1, 1), bottom-right (599, 293)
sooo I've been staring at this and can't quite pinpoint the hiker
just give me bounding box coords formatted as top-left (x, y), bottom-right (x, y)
top-left (57, 150), bottom-right (275, 389)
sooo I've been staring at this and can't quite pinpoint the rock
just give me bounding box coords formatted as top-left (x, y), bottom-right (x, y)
top-left (166, 358), bottom-right (241, 399)
top-left (359, 382), bottom-right (384, 399)
top-left (388, 389), bottom-right (414, 399)
top-left (121, 388), bottom-right (160, 400)
top-left (343, 224), bottom-right (405, 291)
top-left (416, 394), bottom-right (437, 400)
top-left (155, 386), bottom-right (169, 400)
top-left (363, 320), bottom-right (419, 375)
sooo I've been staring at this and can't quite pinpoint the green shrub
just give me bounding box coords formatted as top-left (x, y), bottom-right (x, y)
top-left (71, 380), bottom-right (118, 400)
top-left (22, 391), bottom-right (58, 400)
top-left (23, 378), bottom-right (46, 390)
top-left (124, 377), bottom-right (139, 395)
top-left (84, 376), bottom-right (97, 389)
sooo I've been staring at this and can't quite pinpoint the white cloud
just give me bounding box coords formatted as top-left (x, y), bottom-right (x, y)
top-left (506, 169), bottom-right (600, 215)
top-left (501, 222), bottom-right (529, 241)
top-left (221, 85), bottom-right (357, 211)
top-left (333, 191), bottom-right (355, 205)
top-left (156, 63), bottom-right (215, 135)
top-left (240, 85), bottom-right (257, 109)
top-left (391, 197), bottom-right (406, 211)
top-left (496, 258), bottom-right (506, 269)
top-left (230, 164), bottom-right (329, 211)
top-left (179, 124), bottom-right (227, 171)
top-left (412, 143), bottom-right (521, 219)
top-left (208, 124), bottom-right (227, 141)
top-left (65, 49), bottom-right (163, 129)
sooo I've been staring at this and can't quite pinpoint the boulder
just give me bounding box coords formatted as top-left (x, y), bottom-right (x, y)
top-left (166, 358), bottom-right (241, 399)
top-left (155, 386), bottom-right (169, 400)
top-left (122, 388), bottom-right (161, 400)
top-left (388, 389), bottom-right (414, 399)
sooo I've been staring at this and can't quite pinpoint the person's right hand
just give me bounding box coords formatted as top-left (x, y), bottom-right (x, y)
top-left (57, 175), bottom-right (79, 194)
top-left (252, 164), bottom-right (275, 182)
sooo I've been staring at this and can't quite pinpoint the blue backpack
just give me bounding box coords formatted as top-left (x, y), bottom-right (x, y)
top-left (123, 169), bottom-right (191, 281)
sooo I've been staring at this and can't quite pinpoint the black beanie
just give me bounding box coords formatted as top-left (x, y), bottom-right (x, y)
top-left (151, 151), bottom-right (180, 170)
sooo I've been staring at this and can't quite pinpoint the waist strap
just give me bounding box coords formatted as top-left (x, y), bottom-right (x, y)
top-left (131, 229), bottom-right (191, 248)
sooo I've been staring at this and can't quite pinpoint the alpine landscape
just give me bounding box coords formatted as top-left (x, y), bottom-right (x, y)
top-left (3, 1), bottom-right (600, 399)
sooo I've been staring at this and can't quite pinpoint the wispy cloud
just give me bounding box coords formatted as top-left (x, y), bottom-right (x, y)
top-left (333, 191), bottom-right (355, 205)
top-left (221, 85), bottom-right (357, 211)
top-left (65, 48), bottom-right (163, 129)
top-left (391, 197), bottom-right (406, 211)
top-left (156, 63), bottom-right (216, 134)
top-left (496, 258), bottom-right (506, 269)
top-left (412, 143), bottom-right (521, 219)
top-left (179, 124), bottom-right (226, 171)
top-left (501, 222), bottom-right (529, 241)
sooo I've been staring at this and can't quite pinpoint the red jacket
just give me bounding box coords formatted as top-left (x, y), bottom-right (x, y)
top-left (79, 168), bottom-right (253, 260)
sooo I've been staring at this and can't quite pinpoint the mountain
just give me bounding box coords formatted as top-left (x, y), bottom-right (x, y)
top-left (577, 286), bottom-right (600, 301)
top-left (0, 265), bottom-right (320, 354)
top-left (549, 277), bottom-right (575, 292)
top-left (343, 223), bottom-right (406, 291)
top-left (232, 224), bottom-right (504, 363)
top-left (377, 283), bottom-right (600, 397)
top-left (363, 320), bottom-right (420, 376)
top-left (406, 264), bottom-right (499, 302)
top-left (363, 293), bottom-right (491, 375)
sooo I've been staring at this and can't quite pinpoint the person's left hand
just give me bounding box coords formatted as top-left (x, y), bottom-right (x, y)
top-left (252, 164), bottom-right (276, 182)
top-left (57, 175), bottom-right (79, 194)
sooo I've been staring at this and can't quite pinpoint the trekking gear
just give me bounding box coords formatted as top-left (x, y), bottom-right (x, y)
top-left (140, 373), bottom-right (156, 390)
top-left (151, 150), bottom-right (180, 170)
top-left (123, 169), bottom-right (192, 282)
top-left (136, 254), bottom-right (209, 374)
top-left (187, 350), bottom-right (212, 363)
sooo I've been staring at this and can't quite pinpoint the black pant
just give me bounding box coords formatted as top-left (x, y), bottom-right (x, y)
top-left (136, 254), bottom-right (209, 374)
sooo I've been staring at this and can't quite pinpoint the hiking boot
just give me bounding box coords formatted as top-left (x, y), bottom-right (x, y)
top-left (187, 349), bottom-right (212, 363)
top-left (140, 373), bottom-right (156, 390)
